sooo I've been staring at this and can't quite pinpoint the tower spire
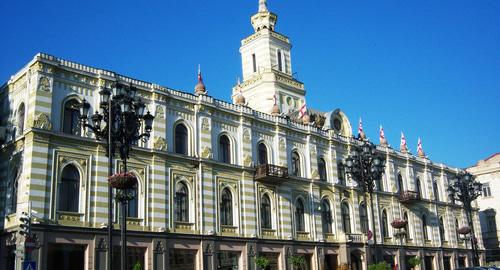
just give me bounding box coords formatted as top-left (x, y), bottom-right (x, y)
top-left (258, 0), bottom-right (268, 12)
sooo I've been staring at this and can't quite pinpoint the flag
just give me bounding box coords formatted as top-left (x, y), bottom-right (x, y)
top-left (358, 118), bottom-right (364, 135)
top-left (400, 132), bottom-right (407, 148)
top-left (299, 103), bottom-right (307, 118)
top-left (417, 138), bottom-right (423, 152)
top-left (380, 125), bottom-right (386, 140)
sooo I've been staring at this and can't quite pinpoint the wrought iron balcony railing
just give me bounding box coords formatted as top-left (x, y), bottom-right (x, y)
top-left (254, 164), bottom-right (289, 184)
top-left (398, 190), bottom-right (420, 204)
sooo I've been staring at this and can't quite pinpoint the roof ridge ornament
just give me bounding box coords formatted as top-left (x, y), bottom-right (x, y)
top-left (259, 0), bottom-right (268, 12)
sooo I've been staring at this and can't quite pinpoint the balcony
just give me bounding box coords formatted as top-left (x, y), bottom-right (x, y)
top-left (347, 233), bottom-right (365, 243)
top-left (254, 164), bottom-right (289, 184)
top-left (398, 191), bottom-right (420, 204)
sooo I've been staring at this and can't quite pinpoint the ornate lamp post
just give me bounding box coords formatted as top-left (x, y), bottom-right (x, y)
top-left (447, 172), bottom-right (482, 266)
top-left (79, 83), bottom-right (154, 270)
top-left (392, 219), bottom-right (408, 270)
top-left (345, 138), bottom-right (386, 263)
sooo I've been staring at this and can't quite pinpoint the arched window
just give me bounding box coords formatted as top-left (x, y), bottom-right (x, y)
top-left (404, 212), bottom-right (410, 239)
top-left (58, 165), bottom-right (80, 212)
top-left (321, 199), bottom-right (332, 234)
top-left (174, 183), bottom-right (189, 222)
top-left (359, 203), bottom-right (369, 234)
top-left (63, 99), bottom-right (80, 135)
top-left (291, 151), bottom-right (301, 177)
top-left (422, 214), bottom-right (429, 241)
top-left (127, 180), bottom-right (138, 218)
top-left (277, 49), bottom-right (283, 71)
top-left (439, 216), bottom-right (446, 242)
top-left (17, 103), bottom-right (25, 134)
top-left (341, 202), bottom-right (351, 234)
top-left (174, 124), bottom-right (188, 155)
top-left (318, 158), bottom-right (327, 181)
top-left (337, 162), bottom-right (346, 185)
top-left (433, 180), bottom-right (440, 201)
top-left (398, 173), bottom-right (404, 194)
top-left (295, 198), bottom-right (305, 232)
top-left (257, 143), bottom-right (268, 165)
top-left (415, 178), bottom-right (422, 198)
top-left (261, 194), bottom-right (272, 229)
top-left (219, 135), bottom-right (231, 163)
top-left (382, 210), bottom-right (389, 238)
top-left (220, 188), bottom-right (233, 226)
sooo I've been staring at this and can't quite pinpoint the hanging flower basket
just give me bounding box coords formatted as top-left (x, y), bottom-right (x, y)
top-left (457, 226), bottom-right (471, 235)
top-left (108, 172), bottom-right (137, 190)
top-left (391, 219), bottom-right (408, 229)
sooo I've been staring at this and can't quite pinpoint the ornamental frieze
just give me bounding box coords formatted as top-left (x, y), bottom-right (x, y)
top-left (32, 113), bottom-right (52, 130)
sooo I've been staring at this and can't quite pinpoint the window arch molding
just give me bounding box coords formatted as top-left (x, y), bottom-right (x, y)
top-left (125, 170), bottom-right (144, 220)
top-left (173, 177), bottom-right (193, 222)
top-left (293, 195), bottom-right (308, 233)
top-left (173, 120), bottom-right (193, 156)
top-left (219, 184), bottom-right (238, 227)
top-left (290, 149), bottom-right (304, 177)
top-left (217, 132), bottom-right (235, 164)
top-left (260, 191), bottom-right (275, 230)
top-left (317, 156), bottom-right (328, 181)
top-left (359, 201), bottom-right (370, 234)
top-left (256, 140), bottom-right (272, 165)
top-left (7, 166), bottom-right (21, 214)
top-left (397, 172), bottom-right (405, 194)
top-left (17, 102), bottom-right (26, 135)
top-left (340, 199), bottom-right (352, 234)
top-left (61, 95), bottom-right (84, 135)
top-left (381, 208), bottom-right (390, 238)
top-left (57, 161), bottom-right (85, 214)
top-left (321, 196), bottom-right (334, 235)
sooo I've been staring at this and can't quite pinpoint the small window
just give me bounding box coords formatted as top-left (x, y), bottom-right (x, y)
top-left (127, 180), bottom-right (139, 218)
top-left (261, 194), bottom-right (272, 229)
top-left (252, 54), bottom-right (257, 73)
top-left (63, 99), bottom-right (80, 135)
top-left (58, 165), bottom-right (80, 212)
top-left (8, 168), bottom-right (20, 214)
top-left (404, 212), bottom-right (410, 239)
top-left (174, 124), bottom-right (188, 155)
top-left (382, 210), bottom-right (389, 238)
top-left (359, 203), bottom-right (368, 234)
top-left (219, 135), bottom-right (231, 164)
top-left (174, 183), bottom-right (189, 222)
top-left (277, 49), bottom-right (283, 71)
top-left (482, 183), bottom-right (491, 197)
top-left (17, 103), bottom-right (25, 134)
top-left (439, 217), bottom-right (446, 242)
top-left (295, 199), bottom-right (305, 232)
top-left (257, 143), bottom-right (268, 165)
top-left (341, 202), bottom-right (351, 234)
top-left (433, 180), bottom-right (440, 201)
top-left (321, 199), bottom-right (332, 234)
top-left (318, 158), bottom-right (327, 181)
top-left (291, 151), bottom-right (301, 177)
top-left (220, 188), bottom-right (233, 226)
top-left (455, 218), bottom-right (460, 242)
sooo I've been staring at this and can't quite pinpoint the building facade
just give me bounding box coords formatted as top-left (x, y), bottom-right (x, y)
top-left (468, 153), bottom-right (500, 263)
top-left (0, 1), bottom-right (484, 270)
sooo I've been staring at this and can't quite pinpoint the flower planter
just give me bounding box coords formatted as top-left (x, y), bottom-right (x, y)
top-left (457, 226), bottom-right (471, 235)
top-left (108, 173), bottom-right (137, 190)
top-left (391, 219), bottom-right (408, 229)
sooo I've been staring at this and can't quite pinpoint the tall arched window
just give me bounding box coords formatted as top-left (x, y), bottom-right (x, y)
top-left (422, 214), bottom-right (429, 241)
top-left (127, 180), bottom-right (138, 218)
top-left (337, 162), bottom-right (346, 185)
top-left (277, 49), bottom-right (283, 71)
top-left (261, 194), bottom-right (272, 229)
top-left (220, 188), bottom-right (233, 226)
top-left (359, 203), bottom-right (369, 234)
top-left (17, 103), bottom-right (25, 134)
top-left (63, 99), bottom-right (80, 135)
top-left (295, 199), bottom-right (305, 232)
top-left (318, 158), bottom-right (327, 181)
top-left (415, 178), bottom-right (422, 198)
top-left (174, 124), bottom-right (188, 155)
top-left (398, 173), bottom-right (404, 194)
top-left (439, 216), bottom-right (446, 243)
top-left (341, 202), bottom-right (351, 234)
top-left (433, 180), bottom-right (440, 201)
top-left (58, 165), bottom-right (80, 212)
top-left (404, 212), bottom-right (410, 239)
top-left (382, 210), bottom-right (389, 238)
top-left (257, 143), bottom-right (268, 165)
top-left (174, 183), bottom-right (189, 222)
top-left (291, 151), bottom-right (301, 177)
top-left (219, 135), bottom-right (231, 163)
top-left (321, 199), bottom-right (332, 234)
top-left (8, 168), bottom-right (20, 213)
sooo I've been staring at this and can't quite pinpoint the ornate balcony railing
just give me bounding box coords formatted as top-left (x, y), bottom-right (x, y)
top-left (347, 233), bottom-right (365, 243)
top-left (254, 164), bottom-right (289, 184)
top-left (398, 190), bottom-right (420, 204)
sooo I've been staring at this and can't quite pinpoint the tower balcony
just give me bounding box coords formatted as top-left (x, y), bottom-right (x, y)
top-left (398, 191), bottom-right (421, 204)
top-left (254, 164), bottom-right (289, 184)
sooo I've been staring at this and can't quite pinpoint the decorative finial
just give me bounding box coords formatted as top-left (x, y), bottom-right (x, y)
top-left (194, 64), bottom-right (206, 95)
top-left (379, 125), bottom-right (388, 147)
top-left (258, 0), bottom-right (268, 12)
top-left (417, 138), bottom-right (425, 158)
top-left (271, 94), bottom-right (280, 115)
top-left (358, 117), bottom-right (366, 140)
top-left (400, 132), bottom-right (408, 153)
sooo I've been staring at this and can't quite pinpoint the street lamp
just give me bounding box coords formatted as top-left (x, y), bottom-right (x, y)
top-left (447, 172), bottom-right (482, 266)
top-left (345, 138), bottom-right (386, 263)
top-left (79, 82), bottom-right (154, 270)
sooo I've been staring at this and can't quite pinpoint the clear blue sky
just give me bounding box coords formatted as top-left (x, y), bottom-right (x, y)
top-left (1, 0), bottom-right (499, 168)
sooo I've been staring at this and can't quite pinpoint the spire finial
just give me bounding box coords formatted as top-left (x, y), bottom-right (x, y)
top-left (258, 0), bottom-right (268, 12)
top-left (195, 64), bottom-right (206, 95)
